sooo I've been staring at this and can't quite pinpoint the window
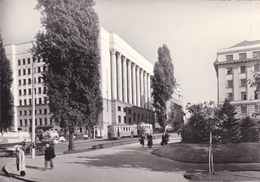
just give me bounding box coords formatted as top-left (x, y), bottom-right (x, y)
top-left (124, 116), bottom-right (126, 123)
top-left (38, 87), bottom-right (41, 94)
top-left (129, 109), bottom-right (131, 114)
top-left (19, 100), bottom-right (22, 106)
top-left (129, 118), bottom-right (132, 124)
top-left (38, 57), bottom-right (41, 63)
top-left (239, 53), bottom-right (246, 60)
top-left (227, 68), bottom-right (232, 75)
top-left (18, 70), bottom-right (21, 76)
top-left (43, 87), bottom-right (47, 94)
top-left (27, 68), bottom-right (31, 74)
top-left (39, 118), bottom-right (42, 126)
top-left (23, 89), bottom-right (26, 95)
top-left (241, 92), bottom-right (247, 100)
top-left (45, 118), bottom-right (47, 125)
top-left (24, 99), bottom-right (27, 105)
top-left (44, 97), bottom-right (47, 104)
top-left (118, 116), bottom-right (121, 123)
top-left (227, 80), bottom-right (233, 88)
top-left (28, 89), bottom-right (31, 95)
top-left (33, 57), bottom-right (36, 62)
top-left (35, 119), bottom-right (37, 126)
top-left (38, 67), bottom-right (41, 73)
top-left (19, 90), bottom-right (22, 96)
top-left (23, 69), bottom-right (26, 75)
top-left (19, 111), bottom-right (22, 116)
top-left (27, 58), bottom-right (31, 64)
top-left (29, 110), bottom-right (32, 115)
top-left (29, 119), bottom-right (32, 126)
top-left (254, 64), bottom-right (260, 72)
top-left (253, 51), bottom-right (260, 58)
top-left (118, 106), bottom-right (121, 111)
top-left (24, 111), bottom-right (27, 116)
top-left (44, 109), bottom-right (47, 114)
top-left (240, 66), bottom-right (246, 73)
top-left (241, 105), bottom-right (247, 113)
top-left (18, 60), bottom-right (21, 66)
top-left (19, 80), bottom-right (21, 86)
top-left (50, 119), bottom-right (53, 125)
top-left (28, 78), bottom-right (31, 85)
top-left (39, 109), bottom-right (42, 115)
top-left (23, 59), bottom-right (26, 65)
top-left (255, 91), bottom-right (259, 99)
top-left (240, 79), bottom-right (247, 87)
top-left (25, 119), bottom-right (27, 126)
top-left (124, 108), bottom-right (126, 112)
top-left (20, 120), bottom-right (23, 127)
top-left (255, 105), bottom-right (260, 113)
top-left (29, 99), bottom-right (32, 105)
top-left (39, 98), bottom-right (42, 104)
top-left (226, 55), bottom-right (233, 61)
top-left (23, 79), bottom-right (26, 85)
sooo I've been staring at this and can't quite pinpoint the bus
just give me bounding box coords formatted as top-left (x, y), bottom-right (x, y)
top-left (137, 123), bottom-right (153, 136)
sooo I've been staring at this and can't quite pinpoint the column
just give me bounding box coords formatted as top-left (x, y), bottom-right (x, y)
top-left (136, 66), bottom-right (140, 107)
top-left (122, 56), bottom-right (127, 102)
top-left (117, 53), bottom-right (122, 101)
top-left (144, 71), bottom-right (147, 109)
top-left (127, 60), bottom-right (132, 104)
top-left (147, 73), bottom-right (151, 109)
top-left (132, 64), bottom-right (136, 105)
top-left (110, 49), bottom-right (117, 100)
top-left (140, 69), bottom-right (144, 108)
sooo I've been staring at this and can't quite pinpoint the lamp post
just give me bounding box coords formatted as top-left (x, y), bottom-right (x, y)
top-left (31, 62), bottom-right (35, 158)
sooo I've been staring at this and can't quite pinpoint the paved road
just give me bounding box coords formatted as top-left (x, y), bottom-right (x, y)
top-left (2, 135), bottom-right (189, 182)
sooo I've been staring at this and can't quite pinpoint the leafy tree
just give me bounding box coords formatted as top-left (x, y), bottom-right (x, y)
top-left (0, 33), bottom-right (14, 133)
top-left (240, 116), bottom-right (259, 142)
top-left (33, 0), bottom-right (103, 150)
top-left (167, 101), bottom-right (184, 130)
top-left (217, 99), bottom-right (241, 143)
top-left (151, 44), bottom-right (175, 131)
top-left (181, 101), bottom-right (218, 143)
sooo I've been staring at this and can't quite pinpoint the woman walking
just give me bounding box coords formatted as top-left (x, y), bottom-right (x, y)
top-left (139, 134), bottom-right (145, 147)
top-left (15, 146), bottom-right (26, 177)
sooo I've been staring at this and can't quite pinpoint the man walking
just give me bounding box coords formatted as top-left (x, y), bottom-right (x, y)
top-left (44, 143), bottom-right (56, 170)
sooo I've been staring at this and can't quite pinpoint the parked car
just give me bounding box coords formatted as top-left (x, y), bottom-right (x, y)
top-left (83, 135), bottom-right (88, 140)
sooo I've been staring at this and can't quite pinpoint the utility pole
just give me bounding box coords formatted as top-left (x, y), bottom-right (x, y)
top-left (31, 62), bottom-right (35, 158)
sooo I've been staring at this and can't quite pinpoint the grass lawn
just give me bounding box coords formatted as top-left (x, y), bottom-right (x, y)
top-left (152, 142), bottom-right (260, 163)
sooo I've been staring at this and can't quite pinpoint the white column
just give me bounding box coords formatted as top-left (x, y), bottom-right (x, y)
top-left (147, 73), bottom-right (151, 109)
top-left (144, 71), bottom-right (147, 109)
top-left (117, 53), bottom-right (122, 101)
top-left (110, 49), bottom-right (117, 100)
top-left (127, 60), bottom-right (132, 104)
top-left (140, 69), bottom-right (144, 108)
top-left (132, 64), bottom-right (136, 105)
top-left (122, 56), bottom-right (127, 102)
top-left (136, 66), bottom-right (140, 107)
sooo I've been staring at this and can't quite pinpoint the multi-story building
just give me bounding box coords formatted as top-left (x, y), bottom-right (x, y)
top-left (4, 27), bottom-right (155, 138)
top-left (214, 40), bottom-right (260, 117)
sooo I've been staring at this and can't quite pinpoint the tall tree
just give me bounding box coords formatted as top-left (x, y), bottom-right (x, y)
top-left (0, 32), bottom-right (14, 133)
top-left (33, 0), bottom-right (103, 150)
top-left (151, 44), bottom-right (175, 131)
top-left (217, 99), bottom-right (241, 143)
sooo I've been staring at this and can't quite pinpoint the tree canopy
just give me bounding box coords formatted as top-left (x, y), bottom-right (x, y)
top-left (151, 44), bottom-right (175, 129)
top-left (0, 33), bottom-right (14, 133)
top-left (33, 0), bottom-right (103, 138)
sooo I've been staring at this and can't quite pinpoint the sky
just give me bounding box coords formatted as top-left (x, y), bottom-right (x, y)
top-left (1, 0), bottom-right (260, 108)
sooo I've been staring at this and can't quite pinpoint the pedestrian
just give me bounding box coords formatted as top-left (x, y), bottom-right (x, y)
top-left (177, 129), bottom-right (180, 136)
top-left (44, 143), bottom-right (56, 170)
top-left (147, 133), bottom-right (153, 148)
top-left (161, 132), bottom-right (169, 146)
top-left (15, 146), bottom-right (26, 177)
top-left (139, 134), bottom-right (145, 147)
top-left (20, 139), bottom-right (27, 154)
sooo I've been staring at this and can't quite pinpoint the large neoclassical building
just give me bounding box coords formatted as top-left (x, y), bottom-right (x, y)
top-left (4, 27), bottom-right (155, 138)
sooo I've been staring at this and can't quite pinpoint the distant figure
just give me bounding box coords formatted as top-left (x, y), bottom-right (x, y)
top-left (15, 147), bottom-right (26, 177)
top-left (44, 143), bottom-right (56, 170)
top-left (147, 133), bottom-right (153, 148)
top-left (161, 132), bottom-right (169, 146)
top-left (177, 129), bottom-right (180, 136)
top-left (20, 139), bottom-right (26, 153)
top-left (139, 134), bottom-right (145, 147)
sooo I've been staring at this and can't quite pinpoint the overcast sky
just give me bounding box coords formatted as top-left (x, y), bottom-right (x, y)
top-left (1, 0), bottom-right (260, 107)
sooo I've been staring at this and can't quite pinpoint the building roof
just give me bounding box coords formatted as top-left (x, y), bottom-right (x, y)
top-left (231, 40), bottom-right (260, 48)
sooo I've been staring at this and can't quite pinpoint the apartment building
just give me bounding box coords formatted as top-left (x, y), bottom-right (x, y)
top-left (214, 40), bottom-right (260, 117)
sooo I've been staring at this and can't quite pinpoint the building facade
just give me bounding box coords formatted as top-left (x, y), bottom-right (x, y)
top-left (214, 40), bottom-right (260, 117)
top-left (4, 27), bottom-right (155, 138)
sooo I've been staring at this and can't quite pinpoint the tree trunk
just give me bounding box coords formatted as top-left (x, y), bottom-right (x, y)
top-left (68, 128), bottom-right (74, 151)
top-left (209, 131), bottom-right (214, 174)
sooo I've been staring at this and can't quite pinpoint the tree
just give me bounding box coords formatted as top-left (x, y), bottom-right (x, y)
top-left (33, 0), bottom-right (103, 150)
top-left (151, 45), bottom-right (175, 131)
top-left (167, 101), bottom-right (184, 130)
top-left (0, 32), bottom-right (14, 133)
top-left (217, 99), bottom-right (241, 143)
top-left (240, 116), bottom-right (259, 142)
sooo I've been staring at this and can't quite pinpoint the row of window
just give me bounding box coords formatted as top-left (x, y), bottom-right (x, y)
top-left (226, 51), bottom-right (260, 61)
top-left (117, 115), bottom-right (153, 124)
top-left (226, 64), bottom-right (260, 75)
top-left (19, 118), bottom-right (53, 127)
top-left (227, 92), bottom-right (260, 101)
top-left (18, 77), bottom-right (43, 86)
top-left (17, 57), bottom-right (42, 66)
top-left (117, 106), bottom-right (154, 119)
top-left (19, 109), bottom-right (49, 116)
top-left (17, 66), bottom-right (45, 76)
top-left (19, 97), bottom-right (48, 106)
top-left (226, 79), bottom-right (247, 88)
top-left (19, 87), bottom-right (47, 96)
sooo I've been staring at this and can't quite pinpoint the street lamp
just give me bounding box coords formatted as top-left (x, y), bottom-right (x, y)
top-left (31, 62), bottom-right (35, 158)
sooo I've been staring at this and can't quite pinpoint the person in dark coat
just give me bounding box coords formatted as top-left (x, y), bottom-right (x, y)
top-left (161, 132), bottom-right (169, 146)
top-left (44, 143), bottom-right (56, 170)
top-left (139, 134), bottom-right (145, 147)
top-left (147, 133), bottom-right (153, 148)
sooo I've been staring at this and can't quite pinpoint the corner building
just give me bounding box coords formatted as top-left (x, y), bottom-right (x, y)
top-left (214, 40), bottom-right (260, 117)
top-left (4, 27), bottom-right (155, 138)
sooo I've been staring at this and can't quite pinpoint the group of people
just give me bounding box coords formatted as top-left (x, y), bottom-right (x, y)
top-left (15, 141), bottom-right (56, 177)
top-left (139, 132), bottom-right (170, 148)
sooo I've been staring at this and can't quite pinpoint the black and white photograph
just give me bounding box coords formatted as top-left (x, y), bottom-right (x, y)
top-left (1, 0), bottom-right (260, 181)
